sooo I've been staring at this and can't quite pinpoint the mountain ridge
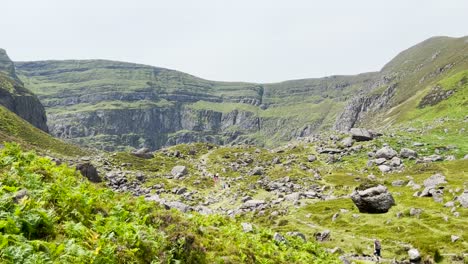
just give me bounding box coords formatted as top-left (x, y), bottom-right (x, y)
top-left (12, 35), bottom-right (468, 151)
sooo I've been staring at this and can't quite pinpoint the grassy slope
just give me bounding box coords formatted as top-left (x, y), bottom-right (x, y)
top-left (363, 36), bottom-right (468, 130)
top-left (108, 117), bottom-right (468, 263)
top-left (0, 105), bottom-right (84, 157)
top-left (0, 143), bottom-right (338, 263)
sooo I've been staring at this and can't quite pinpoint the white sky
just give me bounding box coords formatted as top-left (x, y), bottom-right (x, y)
top-left (1, 0), bottom-right (467, 83)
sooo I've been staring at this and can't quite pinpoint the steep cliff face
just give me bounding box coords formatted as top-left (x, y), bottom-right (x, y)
top-left (0, 49), bottom-right (48, 132)
top-left (16, 59), bottom-right (372, 150)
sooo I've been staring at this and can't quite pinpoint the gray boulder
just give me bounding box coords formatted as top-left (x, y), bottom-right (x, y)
top-left (307, 155), bottom-right (317, 162)
top-left (241, 199), bottom-right (266, 209)
top-left (131, 148), bottom-right (154, 159)
top-left (392, 180), bottom-right (405, 187)
top-left (76, 163), bottom-right (101, 183)
top-left (351, 185), bottom-right (395, 213)
top-left (241, 222), bottom-right (253, 233)
top-left (350, 128), bottom-right (374, 141)
top-left (423, 173), bottom-right (446, 187)
top-left (378, 165), bottom-right (392, 173)
top-left (376, 146), bottom-right (397, 159)
top-left (273, 233), bottom-right (287, 243)
top-left (400, 148), bottom-right (418, 159)
top-left (458, 191), bottom-right (468, 208)
top-left (341, 137), bottom-right (354, 147)
top-left (408, 248), bottom-right (421, 262)
top-left (171, 165), bottom-right (187, 178)
top-left (314, 230), bottom-right (331, 242)
top-left (164, 201), bottom-right (191, 213)
top-left (250, 166), bottom-right (264, 176)
top-left (286, 231), bottom-right (306, 242)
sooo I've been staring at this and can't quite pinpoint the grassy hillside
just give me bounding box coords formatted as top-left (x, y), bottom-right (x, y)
top-left (0, 143), bottom-right (338, 263)
top-left (0, 105), bottom-right (83, 157)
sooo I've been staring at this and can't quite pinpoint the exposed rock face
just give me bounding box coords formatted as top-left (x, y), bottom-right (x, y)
top-left (351, 185), bottom-right (395, 213)
top-left (334, 83), bottom-right (397, 131)
top-left (0, 49), bottom-right (48, 132)
top-left (14, 59), bottom-right (376, 151)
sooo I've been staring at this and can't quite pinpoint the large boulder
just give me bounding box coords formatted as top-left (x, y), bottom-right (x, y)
top-left (375, 146), bottom-right (397, 159)
top-left (76, 163), bottom-right (101, 183)
top-left (171, 166), bottom-right (187, 178)
top-left (131, 148), bottom-right (154, 159)
top-left (350, 128), bottom-right (374, 141)
top-left (351, 185), bottom-right (395, 213)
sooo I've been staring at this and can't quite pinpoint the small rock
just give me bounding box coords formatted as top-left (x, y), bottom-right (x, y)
top-left (307, 155), bottom-right (317, 162)
top-left (392, 180), bottom-right (405, 187)
top-left (131, 148), bottom-right (154, 159)
top-left (171, 166), bottom-right (188, 178)
top-left (332, 213), bottom-right (339, 222)
top-left (250, 167), bottom-right (264, 176)
top-left (457, 191), bottom-right (468, 208)
top-left (451, 235), bottom-right (459, 242)
top-left (341, 137), bottom-right (354, 147)
top-left (286, 231), bottom-right (306, 242)
top-left (273, 233), bottom-right (287, 243)
top-left (400, 148), bottom-right (418, 159)
top-left (410, 208), bottom-right (423, 217)
top-left (241, 222), bottom-right (253, 233)
top-left (13, 189), bottom-right (29, 203)
top-left (314, 230), bottom-right (331, 242)
top-left (378, 165), bottom-right (392, 173)
top-left (376, 146), bottom-right (397, 159)
top-left (444, 201), bottom-right (455, 207)
top-left (408, 248), bottom-right (421, 262)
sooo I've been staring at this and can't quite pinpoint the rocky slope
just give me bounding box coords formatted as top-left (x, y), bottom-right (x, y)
top-left (14, 36), bottom-right (468, 152)
top-left (0, 49), bottom-right (48, 132)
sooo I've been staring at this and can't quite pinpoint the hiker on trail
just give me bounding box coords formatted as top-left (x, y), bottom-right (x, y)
top-left (373, 239), bottom-right (381, 261)
top-left (213, 173), bottom-right (219, 184)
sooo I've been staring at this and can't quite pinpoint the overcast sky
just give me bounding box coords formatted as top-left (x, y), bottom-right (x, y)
top-left (2, 0), bottom-right (467, 83)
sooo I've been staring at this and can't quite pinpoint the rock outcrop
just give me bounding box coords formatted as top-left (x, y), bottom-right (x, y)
top-left (0, 49), bottom-right (48, 132)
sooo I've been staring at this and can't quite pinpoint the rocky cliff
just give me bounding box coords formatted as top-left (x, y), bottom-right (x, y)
top-left (14, 36), bottom-right (468, 151)
top-left (0, 49), bottom-right (48, 132)
top-left (16, 59), bottom-right (373, 150)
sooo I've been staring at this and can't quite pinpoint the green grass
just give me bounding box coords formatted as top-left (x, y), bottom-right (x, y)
top-left (0, 143), bottom-right (338, 263)
top-left (0, 106), bottom-right (84, 157)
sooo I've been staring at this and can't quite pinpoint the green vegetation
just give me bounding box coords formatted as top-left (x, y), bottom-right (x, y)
top-left (0, 143), bottom-right (338, 263)
top-left (0, 106), bottom-right (84, 157)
